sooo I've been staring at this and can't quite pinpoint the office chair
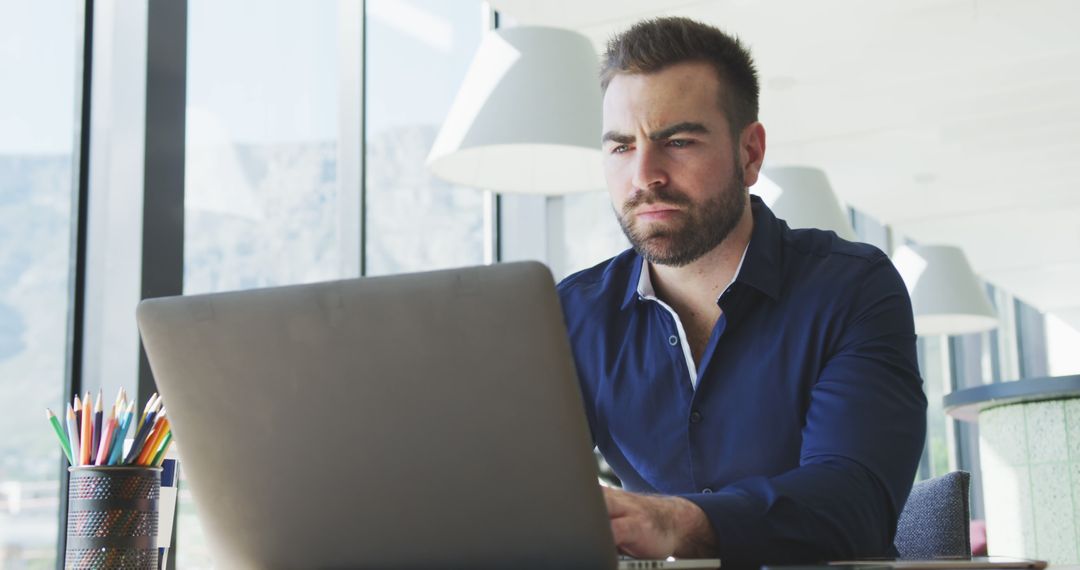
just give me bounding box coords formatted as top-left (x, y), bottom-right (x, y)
top-left (894, 471), bottom-right (972, 559)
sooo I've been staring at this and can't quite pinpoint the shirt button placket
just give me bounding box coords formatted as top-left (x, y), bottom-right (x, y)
top-left (689, 410), bottom-right (705, 493)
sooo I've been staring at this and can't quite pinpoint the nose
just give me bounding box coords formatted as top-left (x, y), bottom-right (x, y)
top-left (630, 145), bottom-right (668, 192)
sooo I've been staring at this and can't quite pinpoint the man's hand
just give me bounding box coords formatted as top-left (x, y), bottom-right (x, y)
top-left (601, 486), bottom-right (717, 559)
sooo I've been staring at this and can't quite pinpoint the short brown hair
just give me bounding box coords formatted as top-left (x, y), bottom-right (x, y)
top-left (601, 17), bottom-right (760, 134)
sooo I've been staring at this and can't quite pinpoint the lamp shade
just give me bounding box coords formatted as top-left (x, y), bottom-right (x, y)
top-left (427, 26), bottom-right (604, 194)
top-left (892, 244), bottom-right (998, 335)
top-left (755, 166), bottom-right (857, 241)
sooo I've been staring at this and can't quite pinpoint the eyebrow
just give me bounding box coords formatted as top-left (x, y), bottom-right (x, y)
top-left (601, 122), bottom-right (709, 145)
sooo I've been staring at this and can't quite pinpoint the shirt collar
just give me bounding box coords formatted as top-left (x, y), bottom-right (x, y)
top-left (734, 194), bottom-right (784, 300)
top-left (634, 243), bottom-right (749, 301)
top-left (620, 194), bottom-right (784, 309)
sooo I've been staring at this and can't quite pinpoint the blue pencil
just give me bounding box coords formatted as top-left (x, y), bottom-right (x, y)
top-left (123, 402), bottom-right (160, 465)
top-left (108, 402), bottom-right (135, 465)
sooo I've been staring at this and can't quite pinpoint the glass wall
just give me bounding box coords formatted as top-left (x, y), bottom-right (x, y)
top-left (176, 1), bottom-right (489, 565)
top-left (184, 0), bottom-right (353, 295)
top-left (560, 191), bottom-right (629, 278)
top-left (364, 0), bottom-right (486, 275)
top-left (80, 0), bottom-right (150, 429)
top-left (918, 336), bottom-right (952, 478)
top-left (1046, 310), bottom-right (1080, 376)
top-left (179, 0), bottom-right (356, 566)
top-left (0, 2), bottom-right (81, 567)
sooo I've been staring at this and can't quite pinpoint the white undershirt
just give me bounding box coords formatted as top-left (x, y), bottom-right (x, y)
top-left (635, 243), bottom-right (750, 389)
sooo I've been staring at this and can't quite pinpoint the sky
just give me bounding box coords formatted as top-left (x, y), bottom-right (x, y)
top-left (0, 0), bottom-right (79, 155)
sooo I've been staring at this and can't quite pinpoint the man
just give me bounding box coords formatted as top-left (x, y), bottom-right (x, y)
top-left (557, 17), bottom-right (927, 567)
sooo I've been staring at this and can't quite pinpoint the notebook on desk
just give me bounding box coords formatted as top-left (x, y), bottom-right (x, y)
top-left (137, 261), bottom-right (720, 570)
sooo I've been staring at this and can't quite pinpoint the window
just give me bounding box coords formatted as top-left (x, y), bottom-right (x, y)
top-left (559, 192), bottom-right (629, 279)
top-left (81, 0), bottom-right (151, 429)
top-left (1046, 311), bottom-right (1080, 376)
top-left (180, 1), bottom-right (357, 566)
top-left (917, 336), bottom-right (952, 478)
top-left (364, 0), bottom-right (486, 275)
top-left (0, 2), bottom-right (81, 566)
top-left (175, 1), bottom-right (491, 565)
top-left (184, 0), bottom-right (355, 296)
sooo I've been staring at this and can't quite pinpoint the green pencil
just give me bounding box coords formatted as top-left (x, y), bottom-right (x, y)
top-left (150, 431), bottom-right (173, 466)
top-left (46, 409), bottom-right (73, 465)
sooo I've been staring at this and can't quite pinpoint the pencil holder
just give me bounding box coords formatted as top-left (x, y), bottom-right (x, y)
top-left (66, 466), bottom-right (162, 569)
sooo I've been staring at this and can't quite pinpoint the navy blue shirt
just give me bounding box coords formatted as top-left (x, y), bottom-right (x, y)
top-left (558, 195), bottom-right (927, 567)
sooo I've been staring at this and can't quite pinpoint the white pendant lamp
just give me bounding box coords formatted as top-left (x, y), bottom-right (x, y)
top-left (892, 244), bottom-right (998, 335)
top-left (755, 166), bottom-right (857, 241)
top-left (427, 26), bottom-right (604, 194)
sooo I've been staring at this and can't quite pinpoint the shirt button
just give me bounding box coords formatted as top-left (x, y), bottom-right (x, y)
top-left (702, 487), bottom-right (713, 494)
top-left (689, 411), bottom-right (702, 424)
top-left (668, 334), bottom-right (678, 346)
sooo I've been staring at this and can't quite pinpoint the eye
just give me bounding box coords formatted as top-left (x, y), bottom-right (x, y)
top-left (610, 144), bottom-right (630, 154)
top-left (666, 139), bottom-right (694, 148)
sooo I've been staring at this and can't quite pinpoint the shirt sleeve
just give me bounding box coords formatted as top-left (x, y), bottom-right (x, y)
top-left (682, 255), bottom-right (928, 567)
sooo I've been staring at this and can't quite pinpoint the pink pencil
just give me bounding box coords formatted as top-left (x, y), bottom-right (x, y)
top-left (95, 408), bottom-right (117, 465)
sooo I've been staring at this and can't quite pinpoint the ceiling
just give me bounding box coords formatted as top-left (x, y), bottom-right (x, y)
top-left (490, 0), bottom-right (1080, 329)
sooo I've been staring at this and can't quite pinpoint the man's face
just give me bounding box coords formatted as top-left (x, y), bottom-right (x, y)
top-left (602, 61), bottom-right (750, 267)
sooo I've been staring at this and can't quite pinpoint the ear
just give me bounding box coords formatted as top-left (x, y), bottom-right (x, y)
top-left (738, 122), bottom-right (767, 187)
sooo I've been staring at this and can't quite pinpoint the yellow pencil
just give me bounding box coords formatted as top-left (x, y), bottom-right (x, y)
top-left (151, 433), bottom-right (174, 467)
top-left (136, 416), bottom-right (169, 465)
top-left (113, 387), bottom-right (125, 416)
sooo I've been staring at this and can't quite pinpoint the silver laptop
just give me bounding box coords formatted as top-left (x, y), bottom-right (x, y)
top-left (137, 261), bottom-right (720, 569)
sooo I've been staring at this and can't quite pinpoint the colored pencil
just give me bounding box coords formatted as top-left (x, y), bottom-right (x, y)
top-left (91, 391), bottom-right (102, 463)
top-left (113, 388), bottom-right (125, 414)
top-left (108, 401), bottom-right (136, 466)
top-left (46, 409), bottom-right (73, 465)
top-left (66, 404), bottom-right (80, 466)
top-left (137, 393), bottom-right (159, 434)
top-left (150, 432), bottom-right (173, 467)
top-left (136, 416), bottom-right (169, 465)
top-left (95, 408), bottom-right (117, 466)
top-left (106, 401), bottom-right (127, 466)
top-left (73, 395), bottom-right (82, 432)
top-left (80, 392), bottom-right (92, 465)
top-left (51, 388), bottom-right (175, 467)
top-left (132, 415), bottom-right (162, 465)
top-left (124, 402), bottom-right (161, 465)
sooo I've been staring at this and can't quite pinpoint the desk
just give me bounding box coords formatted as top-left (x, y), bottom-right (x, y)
top-left (945, 375), bottom-right (1080, 564)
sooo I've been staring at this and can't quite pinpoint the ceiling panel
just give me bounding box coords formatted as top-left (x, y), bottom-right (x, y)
top-left (489, 0), bottom-right (1080, 322)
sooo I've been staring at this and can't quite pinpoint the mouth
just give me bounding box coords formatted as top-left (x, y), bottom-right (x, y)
top-left (633, 206), bottom-right (682, 221)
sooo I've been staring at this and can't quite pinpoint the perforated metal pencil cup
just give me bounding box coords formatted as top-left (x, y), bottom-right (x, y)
top-left (66, 466), bottom-right (162, 569)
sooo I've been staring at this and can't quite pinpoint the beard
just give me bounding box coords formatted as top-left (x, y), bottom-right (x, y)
top-left (615, 168), bottom-right (747, 268)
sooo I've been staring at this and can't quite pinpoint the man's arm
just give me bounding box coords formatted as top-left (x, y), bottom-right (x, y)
top-left (605, 256), bottom-right (927, 566)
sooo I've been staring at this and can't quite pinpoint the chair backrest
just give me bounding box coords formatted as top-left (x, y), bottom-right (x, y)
top-left (894, 471), bottom-right (972, 559)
